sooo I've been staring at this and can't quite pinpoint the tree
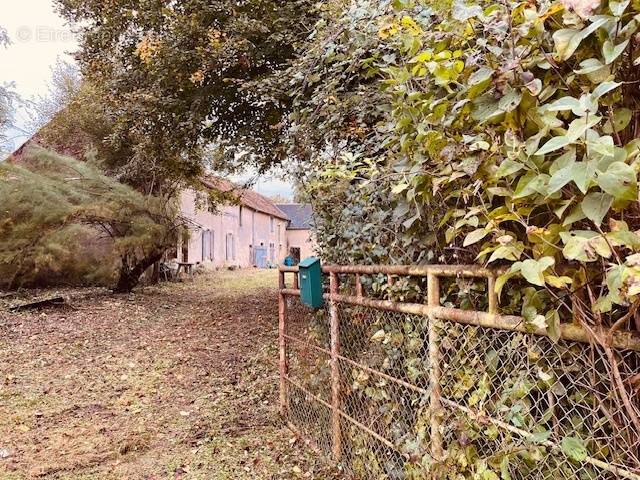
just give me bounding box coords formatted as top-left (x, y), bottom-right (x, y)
top-left (0, 148), bottom-right (185, 292)
top-left (25, 62), bottom-right (117, 163)
top-left (54, 0), bottom-right (318, 192)
top-left (25, 60), bottom-right (83, 136)
top-left (35, 1), bottom-right (319, 290)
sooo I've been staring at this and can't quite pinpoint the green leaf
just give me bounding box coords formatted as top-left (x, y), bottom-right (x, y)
top-left (472, 95), bottom-right (502, 122)
top-left (469, 67), bottom-right (494, 85)
top-left (592, 81), bottom-right (621, 99)
top-left (597, 162), bottom-right (637, 201)
top-left (520, 257), bottom-right (555, 286)
top-left (514, 173), bottom-right (549, 198)
top-left (608, 230), bottom-right (640, 248)
top-left (546, 309), bottom-right (561, 342)
top-left (553, 18), bottom-right (608, 61)
top-left (486, 244), bottom-right (523, 263)
top-left (574, 58), bottom-right (606, 75)
top-left (463, 228), bottom-right (490, 247)
top-left (603, 39), bottom-right (629, 64)
top-left (498, 88), bottom-right (522, 113)
top-left (561, 231), bottom-right (612, 259)
top-left (530, 430), bottom-right (552, 443)
top-left (371, 329), bottom-right (386, 342)
top-left (581, 192), bottom-right (613, 226)
top-left (572, 161), bottom-right (597, 194)
top-left (495, 268), bottom-right (519, 300)
top-left (548, 163), bottom-right (579, 194)
top-left (549, 148), bottom-right (577, 175)
top-left (553, 29), bottom-right (586, 61)
top-left (610, 0), bottom-right (630, 16)
top-left (563, 204), bottom-right (586, 226)
top-left (391, 182), bottom-right (410, 194)
top-left (561, 437), bottom-right (588, 462)
top-left (566, 115), bottom-right (601, 141)
top-left (546, 96), bottom-right (581, 113)
top-left (496, 159), bottom-right (523, 178)
top-left (604, 108), bottom-right (633, 134)
top-left (545, 275), bottom-right (573, 288)
top-left (536, 136), bottom-right (571, 156)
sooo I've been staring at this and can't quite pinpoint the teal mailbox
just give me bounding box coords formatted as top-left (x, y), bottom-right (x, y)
top-left (299, 257), bottom-right (324, 308)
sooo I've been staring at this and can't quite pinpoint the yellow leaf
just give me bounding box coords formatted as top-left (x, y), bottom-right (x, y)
top-left (378, 23), bottom-right (398, 40)
top-left (401, 16), bottom-right (423, 35)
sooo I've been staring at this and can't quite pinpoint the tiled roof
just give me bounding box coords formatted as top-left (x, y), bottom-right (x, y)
top-left (201, 176), bottom-right (289, 220)
top-left (276, 204), bottom-right (313, 230)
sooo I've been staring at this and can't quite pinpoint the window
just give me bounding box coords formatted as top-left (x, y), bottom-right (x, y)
top-left (201, 231), bottom-right (209, 262)
top-left (270, 216), bottom-right (274, 233)
top-left (226, 233), bottom-right (236, 261)
top-left (277, 223), bottom-right (281, 244)
top-left (239, 206), bottom-right (243, 227)
top-left (269, 242), bottom-right (275, 263)
top-left (201, 230), bottom-right (215, 261)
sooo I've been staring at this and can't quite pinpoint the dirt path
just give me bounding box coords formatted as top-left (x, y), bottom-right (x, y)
top-left (0, 270), bottom-right (340, 480)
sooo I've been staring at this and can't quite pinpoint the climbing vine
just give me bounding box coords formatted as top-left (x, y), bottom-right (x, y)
top-left (290, 0), bottom-right (640, 331)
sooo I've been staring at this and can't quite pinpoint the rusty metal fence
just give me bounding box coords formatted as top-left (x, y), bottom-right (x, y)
top-left (278, 264), bottom-right (640, 479)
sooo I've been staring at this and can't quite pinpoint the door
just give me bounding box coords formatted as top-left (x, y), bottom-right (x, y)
top-left (255, 246), bottom-right (268, 268)
top-left (181, 238), bottom-right (189, 262)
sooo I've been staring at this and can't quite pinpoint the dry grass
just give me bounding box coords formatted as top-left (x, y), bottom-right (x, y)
top-left (0, 269), bottom-right (341, 480)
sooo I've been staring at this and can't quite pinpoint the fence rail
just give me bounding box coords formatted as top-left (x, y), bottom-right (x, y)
top-left (278, 264), bottom-right (640, 479)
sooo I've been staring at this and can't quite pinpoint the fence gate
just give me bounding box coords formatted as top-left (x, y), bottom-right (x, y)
top-left (278, 264), bottom-right (640, 479)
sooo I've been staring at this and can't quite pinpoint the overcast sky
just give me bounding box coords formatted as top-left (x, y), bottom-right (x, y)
top-left (1, 1), bottom-right (77, 151)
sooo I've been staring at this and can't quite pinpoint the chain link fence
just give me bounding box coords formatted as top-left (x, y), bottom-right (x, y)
top-left (278, 265), bottom-right (640, 479)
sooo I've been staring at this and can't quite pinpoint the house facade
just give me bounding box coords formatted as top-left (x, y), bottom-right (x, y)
top-left (277, 204), bottom-right (317, 263)
top-left (177, 178), bottom-right (290, 269)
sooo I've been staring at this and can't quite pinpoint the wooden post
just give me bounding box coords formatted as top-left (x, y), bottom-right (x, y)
top-left (355, 273), bottom-right (363, 298)
top-left (329, 272), bottom-right (342, 461)
top-left (487, 275), bottom-right (498, 314)
top-left (293, 271), bottom-right (299, 290)
top-left (279, 271), bottom-right (288, 417)
top-left (427, 273), bottom-right (443, 464)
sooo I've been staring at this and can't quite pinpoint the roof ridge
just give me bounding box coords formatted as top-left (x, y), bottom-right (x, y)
top-left (200, 175), bottom-right (289, 220)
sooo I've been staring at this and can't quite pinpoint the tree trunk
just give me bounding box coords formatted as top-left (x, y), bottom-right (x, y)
top-left (150, 260), bottom-right (161, 285)
top-left (113, 250), bottom-right (165, 293)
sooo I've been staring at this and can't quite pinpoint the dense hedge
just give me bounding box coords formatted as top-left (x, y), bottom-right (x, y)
top-left (289, 0), bottom-right (640, 332)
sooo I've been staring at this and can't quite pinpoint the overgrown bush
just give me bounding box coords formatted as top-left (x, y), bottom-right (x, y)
top-left (286, 0), bottom-right (640, 476)
top-left (0, 148), bottom-right (183, 291)
top-left (290, 0), bottom-right (640, 332)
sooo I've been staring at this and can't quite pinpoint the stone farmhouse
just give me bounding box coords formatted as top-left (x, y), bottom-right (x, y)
top-left (177, 177), bottom-right (316, 269)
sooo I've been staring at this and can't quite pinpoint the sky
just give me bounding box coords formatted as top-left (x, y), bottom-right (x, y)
top-left (0, 1), bottom-right (77, 151)
top-left (0, 1), bottom-right (293, 199)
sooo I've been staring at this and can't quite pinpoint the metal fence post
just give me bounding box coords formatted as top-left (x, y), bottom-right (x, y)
top-left (329, 272), bottom-right (343, 462)
top-left (355, 273), bottom-right (363, 298)
top-left (427, 273), bottom-right (443, 464)
top-left (279, 270), bottom-right (288, 417)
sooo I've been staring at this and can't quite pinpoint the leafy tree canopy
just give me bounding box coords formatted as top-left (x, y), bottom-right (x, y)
top-left (53, 0), bottom-right (318, 187)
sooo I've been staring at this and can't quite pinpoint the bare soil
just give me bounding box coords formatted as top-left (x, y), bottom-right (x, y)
top-left (0, 270), bottom-right (340, 480)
